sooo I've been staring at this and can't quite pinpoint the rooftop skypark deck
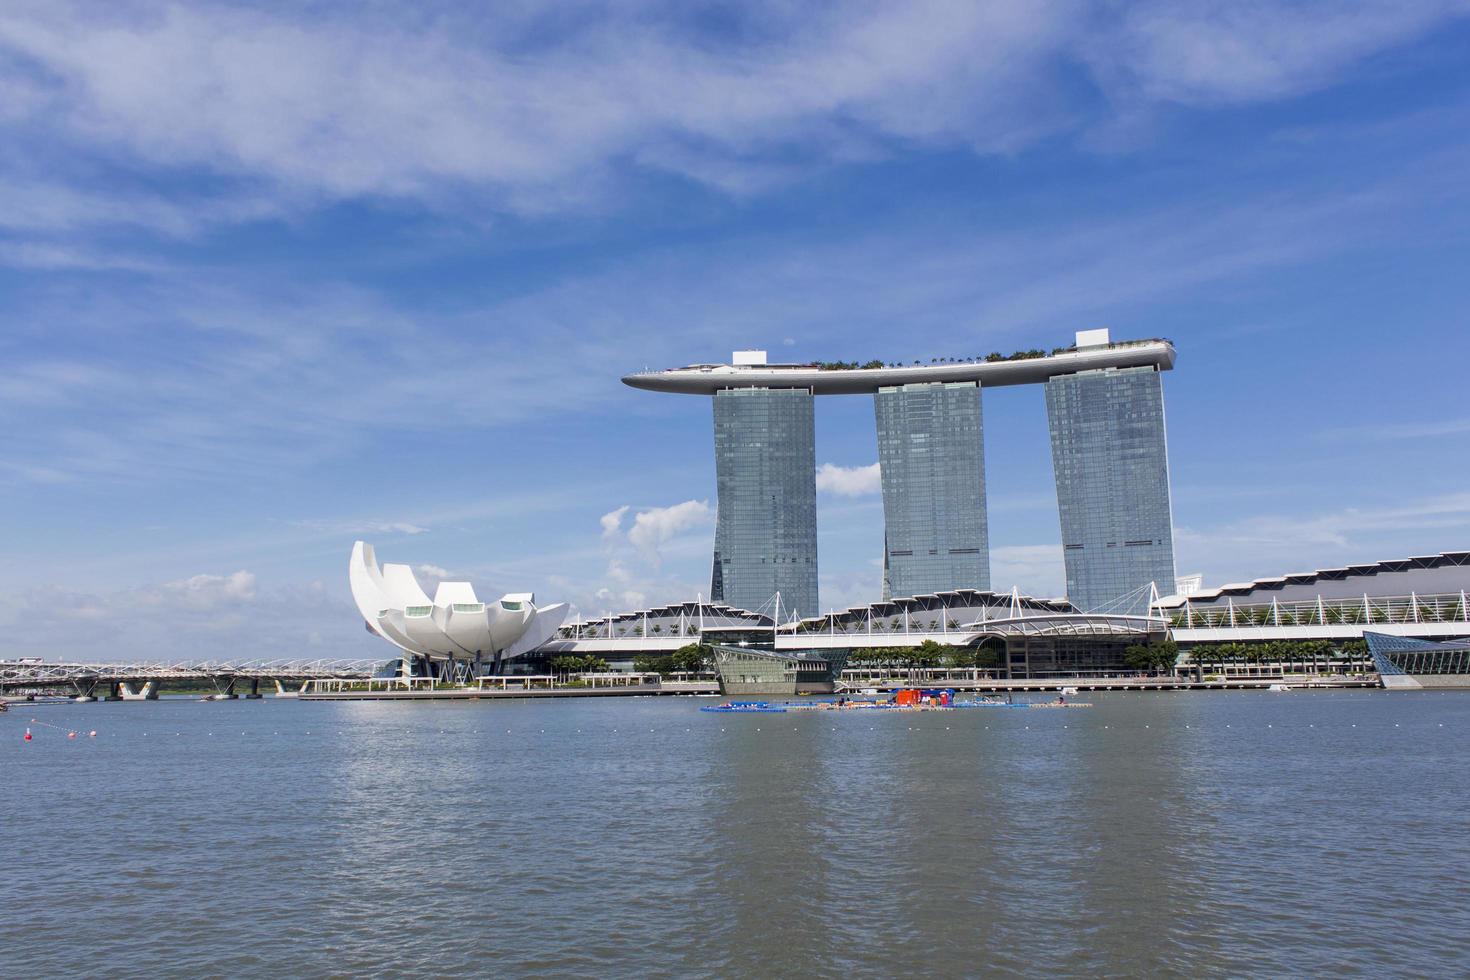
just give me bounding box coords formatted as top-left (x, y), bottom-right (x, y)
top-left (622, 332), bottom-right (1176, 395)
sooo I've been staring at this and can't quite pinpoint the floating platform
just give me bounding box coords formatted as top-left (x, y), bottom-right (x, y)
top-left (701, 698), bottom-right (1091, 713)
top-left (700, 702), bottom-right (789, 713)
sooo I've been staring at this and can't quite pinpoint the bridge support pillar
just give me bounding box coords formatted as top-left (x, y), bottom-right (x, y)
top-left (245, 677), bottom-right (263, 699)
top-left (102, 680), bottom-right (122, 701)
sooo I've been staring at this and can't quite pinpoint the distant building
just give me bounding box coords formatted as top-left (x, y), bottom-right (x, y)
top-left (624, 329), bottom-right (1178, 616)
top-left (711, 386), bottom-right (819, 621)
top-left (1174, 573), bottom-right (1204, 597)
top-left (1045, 363), bottom-right (1176, 612)
top-left (538, 552), bottom-right (1470, 684)
top-left (1365, 633), bottom-right (1470, 689)
top-left (875, 381), bottom-right (988, 598)
top-left (1158, 551), bottom-right (1470, 647)
top-left (549, 589), bottom-right (1167, 679)
top-left (348, 541), bottom-right (567, 681)
top-left (711, 646), bottom-right (848, 695)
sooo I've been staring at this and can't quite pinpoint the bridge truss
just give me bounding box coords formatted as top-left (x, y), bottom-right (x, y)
top-left (0, 658), bottom-right (378, 694)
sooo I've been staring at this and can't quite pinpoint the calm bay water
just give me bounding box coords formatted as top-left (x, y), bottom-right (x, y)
top-left (5, 691), bottom-right (1469, 978)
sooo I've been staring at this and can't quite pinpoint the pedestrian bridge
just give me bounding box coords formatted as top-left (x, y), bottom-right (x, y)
top-left (0, 658), bottom-right (377, 700)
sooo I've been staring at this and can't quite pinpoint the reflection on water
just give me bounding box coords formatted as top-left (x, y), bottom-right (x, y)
top-left (4, 692), bottom-right (1468, 977)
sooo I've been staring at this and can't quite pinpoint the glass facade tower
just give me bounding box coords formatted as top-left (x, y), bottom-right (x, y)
top-left (711, 387), bottom-right (818, 620)
top-left (1045, 366), bottom-right (1175, 613)
top-left (875, 381), bottom-right (989, 598)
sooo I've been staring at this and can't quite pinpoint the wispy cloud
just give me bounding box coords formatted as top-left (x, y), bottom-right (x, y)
top-left (816, 462), bottom-right (882, 497)
top-left (1317, 417), bottom-right (1470, 442)
top-left (1176, 492), bottom-right (1470, 584)
top-left (601, 499), bottom-right (713, 565)
top-left (293, 519), bottom-right (430, 536)
top-left (0, 570), bottom-right (364, 662)
top-left (0, 0), bottom-right (1462, 223)
top-left (992, 544), bottom-right (1067, 598)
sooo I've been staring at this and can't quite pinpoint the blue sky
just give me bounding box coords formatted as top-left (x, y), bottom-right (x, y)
top-left (3, 1), bottom-right (1470, 661)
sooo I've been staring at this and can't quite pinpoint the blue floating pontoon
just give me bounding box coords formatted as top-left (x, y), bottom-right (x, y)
top-left (700, 701), bottom-right (788, 713)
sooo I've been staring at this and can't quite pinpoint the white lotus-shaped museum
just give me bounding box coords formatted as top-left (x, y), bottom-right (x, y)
top-left (350, 541), bottom-right (568, 674)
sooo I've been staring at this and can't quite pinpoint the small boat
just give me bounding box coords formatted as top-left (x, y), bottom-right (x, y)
top-left (1267, 683), bottom-right (1291, 692)
top-left (1061, 686), bottom-right (1079, 696)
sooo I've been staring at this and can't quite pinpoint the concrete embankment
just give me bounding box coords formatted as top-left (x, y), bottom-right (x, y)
top-left (298, 676), bottom-right (1378, 701)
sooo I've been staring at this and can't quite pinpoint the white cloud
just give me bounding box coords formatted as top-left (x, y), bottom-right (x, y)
top-left (594, 586), bottom-right (648, 609)
top-left (0, 0), bottom-right (1460, 222)
top-left (1089, 1), bottom-right (1470, 106)
top-left (1, 123), bottom-right (1464, 498)
top-left (600, 505), bottom-right (629, 541)
top-left (0, 568), bottom-right (346, 661)
top-left (415, 564), bottom-right (450, 580)
top-left (818, 571), bottom-right (884, 613)
top-left (574, 500), bottom-right (716, 614)
top-left (1176, 491), bottom-right (1470, 586)
top-left (816, 462), bottom-right (882, 497)
top-left (164, 569), bottom-right (256, 605)
top-left (293, 519), bottom-right (430, 536)
top-left (1318, 416), bottom-right (1470, 442)
top-left (626, 500), bottom-right (714, 564)
top-left (991, 545), bottom-right (1067, 599)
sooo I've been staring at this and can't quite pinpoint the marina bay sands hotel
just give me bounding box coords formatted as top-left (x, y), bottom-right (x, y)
top-left (623, 328), bottom-right (1176, 620)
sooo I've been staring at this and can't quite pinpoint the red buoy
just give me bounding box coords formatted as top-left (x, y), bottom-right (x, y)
top-left (23, 728), bottom-right (32, 742)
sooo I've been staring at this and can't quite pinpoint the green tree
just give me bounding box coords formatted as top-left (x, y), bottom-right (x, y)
top-left (905, 641), bottom-right (943, 669)
top-left (942, 647), bottom-right (977, 669)
top-left (549, 655), bottom-right (582, 676)
top-left (550, 654), bottom-right (609, 676)
top-left (633, 654), bottom-right (676, 676)
top-left (1124, 640), bottom-right (1179, 673)
top-left (671, 643), bottom-right (713, 674)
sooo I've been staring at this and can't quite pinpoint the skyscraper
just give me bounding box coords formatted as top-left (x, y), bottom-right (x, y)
top-left (711, 387), bottom-right (819, 619)
top-left (625, 331), bottom-right (1177, 619)
top-left (875, 381), bottom-right (989, 598)
top-left (1045, 365), bottom-right (1175, 612)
